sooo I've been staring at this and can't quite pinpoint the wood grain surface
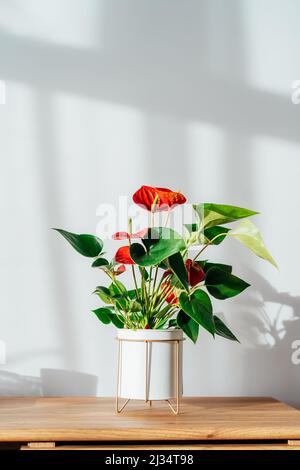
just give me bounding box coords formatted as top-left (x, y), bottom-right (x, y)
top-left (0, 397), bottom-right (300, 443)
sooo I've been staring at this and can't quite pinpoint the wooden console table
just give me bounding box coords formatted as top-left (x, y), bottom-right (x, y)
top-left (0, 397), bottom-right (300, 450)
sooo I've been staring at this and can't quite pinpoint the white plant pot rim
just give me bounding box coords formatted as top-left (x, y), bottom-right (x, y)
top-left (117, 328), bottom-right (183, 341)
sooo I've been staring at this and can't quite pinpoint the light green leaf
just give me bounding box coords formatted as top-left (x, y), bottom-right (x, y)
top-left (53, 228), bottom-right (103, 258)
top-left (230, 220), bottom-right (277, 268)
top-left (94, 286), bottom-right (112, 304)
top-left (193, 203), bottom-right (258, 229)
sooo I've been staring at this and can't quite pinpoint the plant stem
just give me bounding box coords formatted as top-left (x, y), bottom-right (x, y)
top-left (192, 232), bottom-right (229, 261)
top-left (131, 265), bottom-right (140, 300)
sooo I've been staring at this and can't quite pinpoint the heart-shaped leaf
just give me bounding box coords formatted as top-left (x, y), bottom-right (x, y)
top-left (230, 220), bottom-right (277, 268)
top-left (130, 227), bottom-right (185, 267)
top-left (177, 310), bottom-right (199, 343)
top-left (179, 290), bottom-right (215, 336)
top-left (214, 315), bottom-right (239, 342)
top-left (92, 307), bottom-right (112, 324)
top-left (205, 267), bottom-right (250, 299)
top-left (54, 228), bottom-right (103, 257)
top-left (168, 252), bottom-right (189, 291)
top-left (91, 257), bottom-right (109, 268)
top-left (201, 262), bottom-right (232, 274)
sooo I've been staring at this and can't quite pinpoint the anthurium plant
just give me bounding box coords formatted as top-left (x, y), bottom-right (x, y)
top-left (54, 186), bottom-right (276, 343)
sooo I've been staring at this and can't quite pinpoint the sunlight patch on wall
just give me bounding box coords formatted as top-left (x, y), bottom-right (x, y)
top-left (0, 0), bottom-right (103, 49)
top-left (242, 0), bottom-right (300, 96)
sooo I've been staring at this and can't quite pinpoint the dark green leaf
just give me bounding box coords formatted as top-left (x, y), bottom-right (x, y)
top-left (205, 267), bottom-right (250, 299)
top-left (177, 310), bottom-right (199, 343)
top-left (107, 313), bottom-right (124, 329)
top-left (53, 228), bottom-right (103, 257)
top-left (127, 289), bottom-right (141, 300)
top-left (130, 228), bottom-right (185, 267)
top-left (92, 307), bottom-right (112, 324)
top-left (193, 203), bottom-right (258, 229)
top-left (168, 252), bottom-right (189, 291)
top-left (203, 226), bottom-right (230, 245)
top-left (91, 257), bottom-right (109, 268)
top-left (168, 319), bottom-right (178, 328)
top-left (214, 315), bottom-right (239, 342)
top-left (179, 290), bottom-right (215, 337)
top-left (201, 262), bottom-right (232, 274)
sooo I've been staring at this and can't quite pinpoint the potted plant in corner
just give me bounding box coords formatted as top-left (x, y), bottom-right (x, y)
top-left (54, 186), bottom-right (276, 413)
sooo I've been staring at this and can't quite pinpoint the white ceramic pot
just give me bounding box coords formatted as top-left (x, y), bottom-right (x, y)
top-left (116, 329), bottom-right (183, 401)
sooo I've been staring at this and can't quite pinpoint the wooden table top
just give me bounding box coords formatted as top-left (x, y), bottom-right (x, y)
top-left (0, 397), bottom-right (300, 442)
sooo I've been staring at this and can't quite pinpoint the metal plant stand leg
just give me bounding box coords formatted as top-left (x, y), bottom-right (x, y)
top-left (116, 339), bottom-right (130, 413)
top-left (166, 340), bottom-right (179, 415)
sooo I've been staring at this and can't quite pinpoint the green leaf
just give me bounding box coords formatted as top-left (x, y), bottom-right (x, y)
top-left (205, 267), bottom-right (250, 300)
top-left (202, 226), bottom-right (230, 245)
top-left (53, 228), bottom-right (103, 257)
top-left (179, 290), bottom-right (215, 337)
top-left (91, 257), bottom-right (109, 268)
top-left (94, 286), bottom-right (112, 304)
top-left (200, 261), bottom-right (232, 274)
top-left (193, 203), bottom-right (258, 229)
top-left (177, 310), bottom-right (199, 343)
top-left (168, 252), bottom-right (189, 291)
top-left (107, 313), bottom-right (124, 329)
top-left (92, 307), bottom-right (112, 324)
top-left (109, 280), bottom-right (128, 297)
top-left (184, 223), bottom-right (198, 233)
top-left (139, 267), bottom-right (149, 280)
top-left (127, 289), bottom-right (141, 300)
top-left (214, 315), bottom-right (239, 342)
top-left (168, 319), bottom-right (178, 328)
top-left (230, 220), bottom-right (277, 268)
top-left (130, 227), bottom-right (185, 267)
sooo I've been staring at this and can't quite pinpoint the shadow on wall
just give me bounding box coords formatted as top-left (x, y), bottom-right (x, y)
top-left (237, 270), bottom-right (300, 409)
top-left (0, 369), bottom-right (98, 396)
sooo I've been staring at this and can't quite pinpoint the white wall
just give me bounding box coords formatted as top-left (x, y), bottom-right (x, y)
top-left (1, 0), bottom-right (300, 407)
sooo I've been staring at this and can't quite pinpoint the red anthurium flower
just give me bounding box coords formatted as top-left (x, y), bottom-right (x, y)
top-left (112, 231), bottom-right (130, 240)
top-left (161, 281), bottom-right (178, 305)
top-left (112, 264), bottom-right (126, 275)
top-left (132, 228), bottom-right (149, 238)
top-left (145, 324), bottom-right (150, 329)
top-left (112, 228), bottom-right (148, 240)
top-left (133, 185), bottom-right (187, 212)
top-left (186, 259), bottom-right (206, 286)
top-left (114, 246), bottom-right (135, 265)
